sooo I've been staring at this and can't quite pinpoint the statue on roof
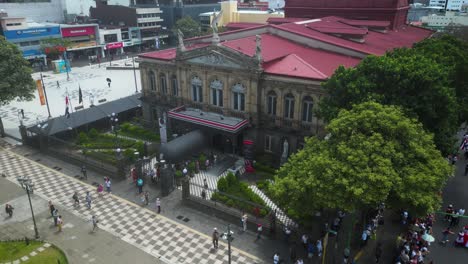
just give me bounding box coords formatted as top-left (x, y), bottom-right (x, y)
top-left (255, 34), bottom-right (262, 67)
top-left (211, 10), bottom-right (223, 45)
top-left (177, 29), bottom-right (186, 52)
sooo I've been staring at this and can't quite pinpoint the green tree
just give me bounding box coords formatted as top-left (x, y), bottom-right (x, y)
top-left (0, 36), bottom-right (35, 105)
top-left (40, 38), bottom-right (73, 60)
top-left (318, 48), bottom-right (457, 154)
top-left (173, 16), bottom-right (201, 39)
top-left (270, 102), bottom-right (451, 220)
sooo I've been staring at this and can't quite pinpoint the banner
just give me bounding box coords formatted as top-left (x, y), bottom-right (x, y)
top-left (105, 42), bottom-right (123, 49)
top-left (61, 26), bottom-right (95, 37)
top-left (36, 80), bottom-right (45, 106)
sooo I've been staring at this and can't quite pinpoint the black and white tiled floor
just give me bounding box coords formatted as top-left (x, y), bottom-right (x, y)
top-left (0, 145), bottom-right (260, 264)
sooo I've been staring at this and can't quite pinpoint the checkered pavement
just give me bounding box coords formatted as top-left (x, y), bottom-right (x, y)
top-left (0, 146), bottom-right (261, 264)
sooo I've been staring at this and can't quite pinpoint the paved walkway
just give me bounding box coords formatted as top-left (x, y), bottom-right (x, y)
top-left (0, 144), bottom-right (261, 264)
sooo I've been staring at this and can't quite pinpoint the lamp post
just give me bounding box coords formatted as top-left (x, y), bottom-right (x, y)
top-left (110, 112), bottom-right (119, 133)
top-left (132, 56), bottom-right (138, 93)
top-left (222, 224), bottom-right (234, 264)
top-left (16, 176), bottom-right (39, 239)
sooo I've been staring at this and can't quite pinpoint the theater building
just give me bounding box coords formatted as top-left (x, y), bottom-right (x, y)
top-left (138, 15), bottom-right (432, 160)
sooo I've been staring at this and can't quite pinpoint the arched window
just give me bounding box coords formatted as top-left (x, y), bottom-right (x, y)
top-left (210, 79), bottom-right (223, 107)
top-left (284, 93), bottom-right (295, 119)
top-left (232, 83), bottom-right (245, 111)
top-left (302, 96), bottom-right (314, 122)
top-left (266, 91), bottom-right (277, 115)
top-left (160, 73), bottom-right (167, 94)
top-left (191, 76), bottom-right (203, 102)
top-left (148, 71), bottom-right (156, 91)
top-left (171, 75), bottom-right (178, 96)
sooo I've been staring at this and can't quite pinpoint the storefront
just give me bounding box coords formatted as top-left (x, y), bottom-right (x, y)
top-left (3, 24), bottom-right (61, 65)
top-left (60, 24), bottom-right (103, 60)
top-left (104, 42), bottom-right (124, 57)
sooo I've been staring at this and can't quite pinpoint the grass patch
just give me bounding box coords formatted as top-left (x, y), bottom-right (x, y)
top-left (0, 241), bottom-right (67, 263)
top-left (80, 134), bottom-right (136, 149)
top-left (119, 122), bottom-right (160, 142)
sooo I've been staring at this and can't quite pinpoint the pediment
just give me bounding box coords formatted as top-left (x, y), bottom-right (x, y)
top-left (185, 51), bottom-right (244, 69)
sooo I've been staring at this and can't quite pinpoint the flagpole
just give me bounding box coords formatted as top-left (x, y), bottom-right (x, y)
top-left (132, 56), bottom-right (138, 93)
top-left (40, 72), bottom-right (52, 118)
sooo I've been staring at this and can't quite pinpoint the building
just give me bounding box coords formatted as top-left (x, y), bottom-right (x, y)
top-left (60, 24), bottom-right (102, 60)
top-left (284, 0), bottom-right (410, 30)
top-left (137, 16), bottom-right (432, 160)
top-left (199, 1), bottom-right (284, 30)
top-left (429, 0), bottom-right (468, 11)
top-left (0, 12), bottom-right (61, 65)
top-left (90, 0), bottom-right (167, 51)
top-left (158, 0), bottom-right (220, 30)
top-left (421, 10), bottom-right (468, 29)
top-left (99, 27), bottom-right (125, 56)
top-left (0, 0), bottom-right (65, 23)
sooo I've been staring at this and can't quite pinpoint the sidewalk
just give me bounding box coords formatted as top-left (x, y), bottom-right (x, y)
top-left (2, 139), bottom-right (289, 262)
top-left (0, 176), bottom-right (160, 264)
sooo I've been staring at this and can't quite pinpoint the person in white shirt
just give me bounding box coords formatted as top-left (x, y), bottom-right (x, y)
top-left (273, 253), bottom-right (280, 264)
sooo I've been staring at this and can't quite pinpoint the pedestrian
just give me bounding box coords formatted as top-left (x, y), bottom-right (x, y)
top-left (375, 242), bottom-right (382, 263)
top-left (205, 159), bottom-right (210, 169)
top-left (441, 227), bottom-right (454, 243)
top-left (57, 215), bottom-right (63, 232)
top-left (203, 178), bottom-right (208, 189)
top-left (284, 226), bottom-right (291, 243)
top-left (97, 184), bottom-right (104, 197)
top-left (273, 253), bottom-right (280, 264)
top-left (91, 215), bottom-right (99, 232)
top-left (201, 189), bottom-right (206, 199)
top-left (20, 109), bottom-right (24, 119)
top-left (52, 208), bottom-right (59, 226)
top-left (131, 168), bottom-right (137, 183)
top-left (361, 229), bottom-right (370, 247)
top-left (401, 210), bottom-right (408, 225)
top-left (72, 192), bottom-right (79, 206)
top-left (212, 228), bottom-right (219, 249)
top-left (316, 239), bottom-right (323, 257)
top-left (137, 178), bottom-right (144, 194)
top-left (296, 258), bottom-right (304, 264)
top-left (445, 204), bottom-right (454, 222)
top-left (105, 177), bottom-right (111, 193)
top-left (86, 191), bottom-right (92, 209)
top-left (48, 201), bottom-right (55, 217)
top-left (241, 213), bottom-right (248, 232)
top-left (144, 191), bottom-right (149, 206)
top-left (5, 204), bottom-right (14, 217)
top-left (81, 165), bottom-right (87, 179)
top-left (156, 197), bottom-right (161, 213)
top-left (307, 242), bottom-right (315, 258)
top-left (301, 234), bottom-right (308, 250)
top-left (256, 223), bottom-right (263, 240)
top-left (106, 78), bottom-right (111, 87)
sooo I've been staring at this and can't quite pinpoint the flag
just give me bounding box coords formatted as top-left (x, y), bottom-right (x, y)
top-left (65, 95), bottom-right (69, 106)
top-left (155, 37), bottom-right (160, 49)
top-left (78, 86), bottom-right (83, 104)
top-left (36, 80), bottom-right (45, 106)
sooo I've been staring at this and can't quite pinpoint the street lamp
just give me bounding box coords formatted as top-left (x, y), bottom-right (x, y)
top-left (110, 112), bottom-right (119, 133)
top-left (16, 176), bottom-right (39, 239)
top-left (222, 224), bottom-right (234, 264)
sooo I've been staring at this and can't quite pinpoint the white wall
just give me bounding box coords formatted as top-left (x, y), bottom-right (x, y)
top-left (446, 0), bottom-right (467, 11)
top-left (0, 0), bottom-right (64, 23)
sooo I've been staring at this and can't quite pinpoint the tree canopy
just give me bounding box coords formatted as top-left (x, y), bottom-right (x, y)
top-left (270, 102), bottom-right (451, 220)
top-left (0, 36), bottom-right (35, 106)
top-left (173, 16), bottom-right (201, 39)
top-left (318, 35), bottom-right (468, 154)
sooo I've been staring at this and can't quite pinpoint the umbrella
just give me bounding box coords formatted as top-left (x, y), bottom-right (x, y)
top-left (422, 233), bottom-right (435, 243)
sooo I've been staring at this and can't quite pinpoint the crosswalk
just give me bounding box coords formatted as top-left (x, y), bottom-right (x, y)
top-left (0, 144), bottom-right (260, 264)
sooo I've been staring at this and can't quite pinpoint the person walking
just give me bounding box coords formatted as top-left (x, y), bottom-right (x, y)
top-left (273, 253), bottom-right (280, 264)
top-left (5, 204), bottom-right (14, 217)
top-left (57, 215), bottom-right (63, 232)
top-left (256, 223), bottom-right (263, 240)
top-left (301, 234), bottom-right (308, 251)
top-left (137, 178), bottom-right (144, 194)
top-left (284, 226), bottom-right (292, 243)
top-left (48, 201), bottom-right (55, 217)
top-left (81, 165), bottom-right (87, 180)
top-left (52, 208), bottom-right (59, 226)
top-left (156, 198), bottom-right (161, 213)
top-left (105, 177), bottom-right (112, 193)
top-left (212, 228), bottom-right (219, 249)
top-left (375, 242), bottom-right (382, 263)
top-left (241, 214), bottom-right (248, 232)
top-left (86, 191), bottom-right (92, 209)
top-left (316, 239), bottom-right (323, 257)
top-left (72, 192), bottom-right (79, 206)
top-left (441, 227), bottom-right (454, 244)
top-left (144, 191), bottom-right (149, 206)
top-left (97, 184), bottom-right (104, 197)
top-left (91, 215), bottom-right (99, 232)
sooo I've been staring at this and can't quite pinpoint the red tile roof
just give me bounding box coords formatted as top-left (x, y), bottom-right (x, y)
top-left (139, 43), bottom-right (209, 61)
top-left (225, 22), bottom-right (264, 30)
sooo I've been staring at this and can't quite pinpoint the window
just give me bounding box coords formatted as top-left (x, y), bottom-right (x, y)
top-left (267, 91), bottom-right (277, 115)
top-left (265, 135), bottom-right (272, 152)
top-left (148, 71), bottom-right (156, 91)
top-left (232, 83), bottom-right (245, 111)
top-left (302, 96), bottom-right (314, 123)
top-left (210, 79), bottom-right (223, 107)
top-left (191, 76), bottom-right (203, 102)
top-left (160, 74), bottom-right (167, 94)
top-left (171, 75), bottom-right (178, 96)
top-left (104, 34), bottom-right (118, 43)
top-left (284, 94), bottom-right (295, 119)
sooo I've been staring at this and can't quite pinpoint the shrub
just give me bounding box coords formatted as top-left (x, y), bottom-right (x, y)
top-left (226, 199), bottom-right (235, 207)
top-left (175, 170), bottom-right (183, 178)
top-left (120, 122), bottom-right (131, 132)
top-left (123, 148), bottom-right (136, 162)
top-left (188, 161), bottom-right (196, 174)
top-left (199, 154), bottom-right (206, 166)
top-left (134, 141), bottom-right (144, 155)
top-left (225, 172), bottom-right (237, 187)
top-left (217, 177), bottom-right (228, 192)
top-left (77, 132), bottom-right (88, 145)
top-left (88, 128), bottom-right (99, 139)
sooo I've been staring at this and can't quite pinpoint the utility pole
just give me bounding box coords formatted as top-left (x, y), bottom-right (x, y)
top-left (132, 56), bottom-right (138, 93)
top-left (227, 224), bottom-right (232, 264)
top-left (40, 70), bottom-right (52, 118)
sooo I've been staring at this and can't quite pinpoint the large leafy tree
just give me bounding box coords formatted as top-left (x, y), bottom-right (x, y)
top-left (173, 16), bottom-right (202, 39)
top-left (318, 47), bottom-right (458, 154)
top-left (0, 36), bottom-right (35, 105)
top-left (270, 102), bottom-right (451, 220)
top-left (40, 37), bottom-right (73, 60)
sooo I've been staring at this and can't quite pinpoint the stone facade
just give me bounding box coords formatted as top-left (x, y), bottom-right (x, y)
top-left (139, 44), bottom-right (325, 161)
